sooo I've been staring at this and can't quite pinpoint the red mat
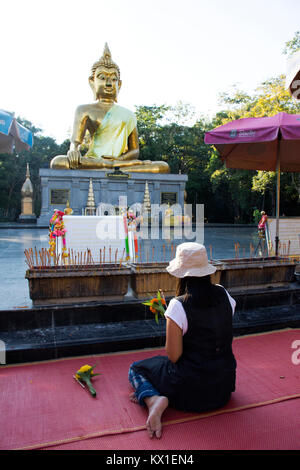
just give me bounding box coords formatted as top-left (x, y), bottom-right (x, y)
top-left (45, 399), bottom-right (300, 450)
top-left (0, 328), bottom-right (300, 450)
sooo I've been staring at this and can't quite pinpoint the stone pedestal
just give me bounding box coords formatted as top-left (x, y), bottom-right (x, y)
top-left (37, 169), bottom-right (188, 226)
top-left (18, 213), bottom-right (37, 223)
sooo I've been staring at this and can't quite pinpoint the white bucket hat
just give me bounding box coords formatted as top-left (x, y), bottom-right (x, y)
top-left (166, 242), bottom-right (216, 278)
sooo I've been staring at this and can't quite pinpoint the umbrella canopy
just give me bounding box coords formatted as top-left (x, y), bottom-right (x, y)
top-left (205, 112), bottom-right (300, 171)
top-left (0, 109), bottom-right (33, 154)
top-left (204, 112), bottom-right (300, 255)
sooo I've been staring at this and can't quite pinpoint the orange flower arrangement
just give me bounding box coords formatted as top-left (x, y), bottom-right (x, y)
top-left (143, 290), bottom-right (166, 324)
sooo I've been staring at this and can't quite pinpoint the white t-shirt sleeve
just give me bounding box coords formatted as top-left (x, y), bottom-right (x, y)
top-left (164, 298), bottom-right (188, 335)
top-left (217, 285), bottom-right (236, 315)
top-left (227, 291), bottom-right (236, 315)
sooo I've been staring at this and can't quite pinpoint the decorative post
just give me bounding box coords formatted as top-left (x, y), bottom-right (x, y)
top-left (85, 179), bottom-right (96, 215)
top-left (142, 181), bottom-right (151, 226)
top-left (142, 181), bottom-right (151, 213)
top-left (19, 163), bottom-right (36, 223)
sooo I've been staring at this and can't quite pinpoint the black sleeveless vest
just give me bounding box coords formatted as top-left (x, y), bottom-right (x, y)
top-left (131, 285), bottom-right (236, 412)
top-left (177, 284), bottom-right (234, 363)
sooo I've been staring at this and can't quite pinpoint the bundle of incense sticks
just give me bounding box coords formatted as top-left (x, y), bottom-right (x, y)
top-left (234, 242), bottom-right (240, 259)
top-left (268, 241), bottom-right (273, 254)
top-left (171, 243), bottom-right (174, 260)
top-left (281, 240), bottom-right (291, 259)
top-left (24, 246), bottom-right (125, 269)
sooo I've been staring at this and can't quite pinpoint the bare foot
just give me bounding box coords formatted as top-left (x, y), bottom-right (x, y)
top-left (144, 395), bottom-right (169, 439)
top-left (129, 392), bottom-right (138, 404)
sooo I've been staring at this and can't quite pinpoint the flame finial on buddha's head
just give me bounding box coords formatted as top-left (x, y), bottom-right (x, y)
top-left (89, 43), bottom-right (120, 81)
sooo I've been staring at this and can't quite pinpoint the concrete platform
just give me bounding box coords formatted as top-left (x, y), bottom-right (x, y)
top-left (1, 283), bottom-right (300, 364)
top-left (37, 169), bottom-right (188, 226)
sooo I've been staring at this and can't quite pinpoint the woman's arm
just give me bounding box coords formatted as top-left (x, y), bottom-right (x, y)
top-left (165, 317), bottom-right (183, 363)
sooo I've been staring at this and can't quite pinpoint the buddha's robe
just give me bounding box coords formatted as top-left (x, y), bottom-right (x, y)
top-left (84, 104), bottom-right (137, 159)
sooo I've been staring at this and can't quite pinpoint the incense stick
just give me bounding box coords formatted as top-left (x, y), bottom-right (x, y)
top-left (25, 246), bottom-right (126, 270)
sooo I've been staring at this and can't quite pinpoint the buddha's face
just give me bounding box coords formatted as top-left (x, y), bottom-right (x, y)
top-left (90, 66), bottom-right (121, 101)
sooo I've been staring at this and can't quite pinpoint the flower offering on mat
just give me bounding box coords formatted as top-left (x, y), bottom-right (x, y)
top-left (74, 364), bottom-right (101, 397)
top-left (143, 290), bottom-right (166, 324)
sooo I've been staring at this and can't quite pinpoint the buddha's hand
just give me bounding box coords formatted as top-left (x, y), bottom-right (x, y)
top-left (67, 149), bottom-right (81, 169)
top-left (102, 155), bottom-right (116, 161)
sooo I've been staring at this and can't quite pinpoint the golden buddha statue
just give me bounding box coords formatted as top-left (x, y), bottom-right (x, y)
top-left (50, 44), bottom-right (169, 174)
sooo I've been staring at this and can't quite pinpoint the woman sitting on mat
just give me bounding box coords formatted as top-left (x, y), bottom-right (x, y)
top-left (128, 242), bottom-right (237, 439)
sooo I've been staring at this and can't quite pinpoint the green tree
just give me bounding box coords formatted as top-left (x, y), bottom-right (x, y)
top-left (0, 117), bottom-right (69, 219)
top-left (282, 30), bottom-right (300, 56)
top-left (252, 171), bottom-right (276, 215)
top-left (218, 75), bottom-right (300, 122)
top-left (135, 104), bottom-right (170, 162)
top-left (136, 104), bottom-right (222, 221)
top-left (214, 55), bottom-right (300, 218)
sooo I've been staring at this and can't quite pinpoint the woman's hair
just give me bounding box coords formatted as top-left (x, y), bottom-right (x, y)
top-left (176, 276), bottom-right (222, 308)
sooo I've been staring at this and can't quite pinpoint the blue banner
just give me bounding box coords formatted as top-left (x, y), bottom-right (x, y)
top-left (0, 110), bottom-right (14, 136)
top-left (16, 122), bottom-right (33, 147)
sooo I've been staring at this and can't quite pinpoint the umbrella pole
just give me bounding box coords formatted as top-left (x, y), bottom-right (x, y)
top-left (275, 141), bottom-right (281, 256)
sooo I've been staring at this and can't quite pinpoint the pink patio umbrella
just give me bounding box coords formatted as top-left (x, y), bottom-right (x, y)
top-left (204, 112), bottom-right (300, 255)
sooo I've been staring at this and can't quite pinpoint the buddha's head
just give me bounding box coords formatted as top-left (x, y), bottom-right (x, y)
top-left (89, 43), bottom-right (122, 102)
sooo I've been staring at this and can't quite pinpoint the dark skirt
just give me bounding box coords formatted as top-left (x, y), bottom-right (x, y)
top-left (130, 351), bottom-right (236, 413)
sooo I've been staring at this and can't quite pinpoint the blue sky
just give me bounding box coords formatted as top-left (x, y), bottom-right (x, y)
top-left (1, 0), bottom-right (300, 142)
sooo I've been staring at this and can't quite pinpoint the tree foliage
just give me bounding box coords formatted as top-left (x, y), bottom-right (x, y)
top-left (216, 76), bottom-right (300, 215)
top-left (282, 30), bottom-right (300, 56)
top-left (0, 119), bottom-right (69, 219)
